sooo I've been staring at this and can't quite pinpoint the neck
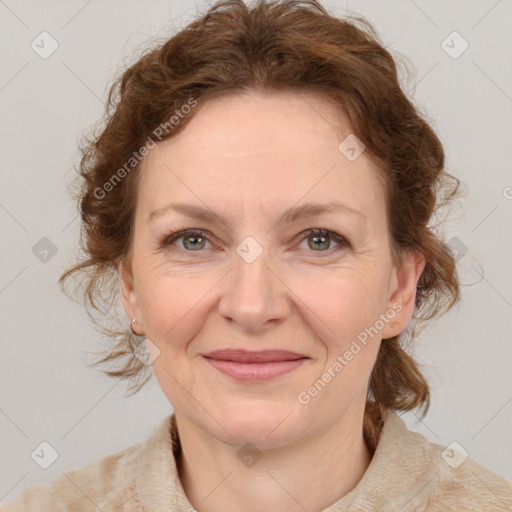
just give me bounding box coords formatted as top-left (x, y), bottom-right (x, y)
top-left (175, 405), bottom-right (373, 512)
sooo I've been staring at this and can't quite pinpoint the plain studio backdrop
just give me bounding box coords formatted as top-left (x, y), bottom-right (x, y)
top-left (1, 0), bottom-right (511, 502)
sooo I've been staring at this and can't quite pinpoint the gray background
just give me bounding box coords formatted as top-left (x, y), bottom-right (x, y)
top-left (1, 0), bottom-right (511, 503)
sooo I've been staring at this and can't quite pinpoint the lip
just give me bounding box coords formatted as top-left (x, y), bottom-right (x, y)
top-left (203, 349), bottom-right (308, 363)
top-left (202, 349), bottom-right (309, 382)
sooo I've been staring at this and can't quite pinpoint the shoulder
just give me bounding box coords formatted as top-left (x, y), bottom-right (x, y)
top-left (422, 438), bottom-right (512, 511)
top-left (0, 416), bottom-right (173, 512)
top-left (356, 410), bottom-right (512, 511)
top-left (1, 444), bottom-right (142, 512)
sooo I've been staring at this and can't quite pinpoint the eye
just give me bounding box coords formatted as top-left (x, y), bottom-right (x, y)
top-left (159, 228), bottom-right (350, 255)
top-left (296, 228), bottom-right (350, 255)
top-left (159, 229), bottom-right (212, 251)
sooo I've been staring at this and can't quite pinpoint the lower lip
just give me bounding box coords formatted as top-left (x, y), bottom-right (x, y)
top-left (203, 357), bottom-right (307, 382)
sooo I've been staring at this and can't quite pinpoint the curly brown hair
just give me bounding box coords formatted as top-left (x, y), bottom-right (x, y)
top-left (59, 0), bottom-right (461, 450)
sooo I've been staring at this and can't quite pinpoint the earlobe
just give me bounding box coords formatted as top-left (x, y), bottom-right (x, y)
top-left (381, 250), bottom-right (426, 339)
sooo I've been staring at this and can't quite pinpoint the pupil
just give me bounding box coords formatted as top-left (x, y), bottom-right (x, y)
top-left (310, 234), bottom-right (329, 250)
top-left (185, 236), bottom-right (204, 250)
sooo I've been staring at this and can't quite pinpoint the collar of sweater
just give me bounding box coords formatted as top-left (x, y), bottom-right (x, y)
top-left (134, 409), bottom-right (452, 512)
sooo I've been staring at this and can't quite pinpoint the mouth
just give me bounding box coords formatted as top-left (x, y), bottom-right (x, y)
top-left (202, 349), bottom-right (310, 382)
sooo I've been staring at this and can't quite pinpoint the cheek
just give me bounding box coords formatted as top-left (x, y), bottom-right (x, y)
top-left (137, 273), bottom-right (214, 406)
top-left (302, 273), bottom-right (387, 383)
top-left (136, 269), bottom-right (224, 353)
top-left (298, 267), bottom-right (389, 346)
top-left (137, 259), bottom-right (391, 349)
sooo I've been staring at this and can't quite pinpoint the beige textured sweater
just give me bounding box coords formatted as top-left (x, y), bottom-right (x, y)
top-left (2, 410), bottom-right (511, 511)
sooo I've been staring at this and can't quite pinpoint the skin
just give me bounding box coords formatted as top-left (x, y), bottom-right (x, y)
top-left (119, 89), bottom-right (425, 512)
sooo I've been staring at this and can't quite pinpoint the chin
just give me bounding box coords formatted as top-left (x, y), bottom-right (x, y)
top-left (213, 399), bottom-right (304, 449)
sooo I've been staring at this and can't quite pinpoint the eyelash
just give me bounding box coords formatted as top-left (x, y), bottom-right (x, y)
top-left (158, 228), bottom-right (351, 256)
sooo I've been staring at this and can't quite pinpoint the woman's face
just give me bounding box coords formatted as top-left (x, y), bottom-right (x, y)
top-left (120, 90), bottom-right (424, 448)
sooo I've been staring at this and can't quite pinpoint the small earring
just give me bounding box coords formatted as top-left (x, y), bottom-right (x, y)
top-left (130, 318), bottom-right (137, 335)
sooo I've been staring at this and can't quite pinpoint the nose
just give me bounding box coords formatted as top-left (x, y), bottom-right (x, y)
top-left (218, 242), bottom-right (290, 333)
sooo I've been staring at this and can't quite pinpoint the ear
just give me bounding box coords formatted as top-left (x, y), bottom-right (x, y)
top-left (381, 249), bottom-right (426, 339)
top-left (118, 258), bottom-right (143, 336)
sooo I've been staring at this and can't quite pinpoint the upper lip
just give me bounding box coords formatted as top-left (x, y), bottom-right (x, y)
top-left (203, 349), bottom-right (308, 363)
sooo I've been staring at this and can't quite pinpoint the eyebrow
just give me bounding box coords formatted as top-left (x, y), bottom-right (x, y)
top-left (148, 201), bottom-right (366, 229)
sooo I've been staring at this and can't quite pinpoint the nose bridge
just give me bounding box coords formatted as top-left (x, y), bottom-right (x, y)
top-left (218, 235), bottom-right (289, 331)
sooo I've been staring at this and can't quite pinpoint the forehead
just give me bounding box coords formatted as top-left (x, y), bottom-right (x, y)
top-left (138, 90), bottom-right (385, 219)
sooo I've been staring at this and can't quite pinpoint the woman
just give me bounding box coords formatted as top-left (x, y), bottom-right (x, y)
top-left (3, 0), bottom-right (511, 510)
